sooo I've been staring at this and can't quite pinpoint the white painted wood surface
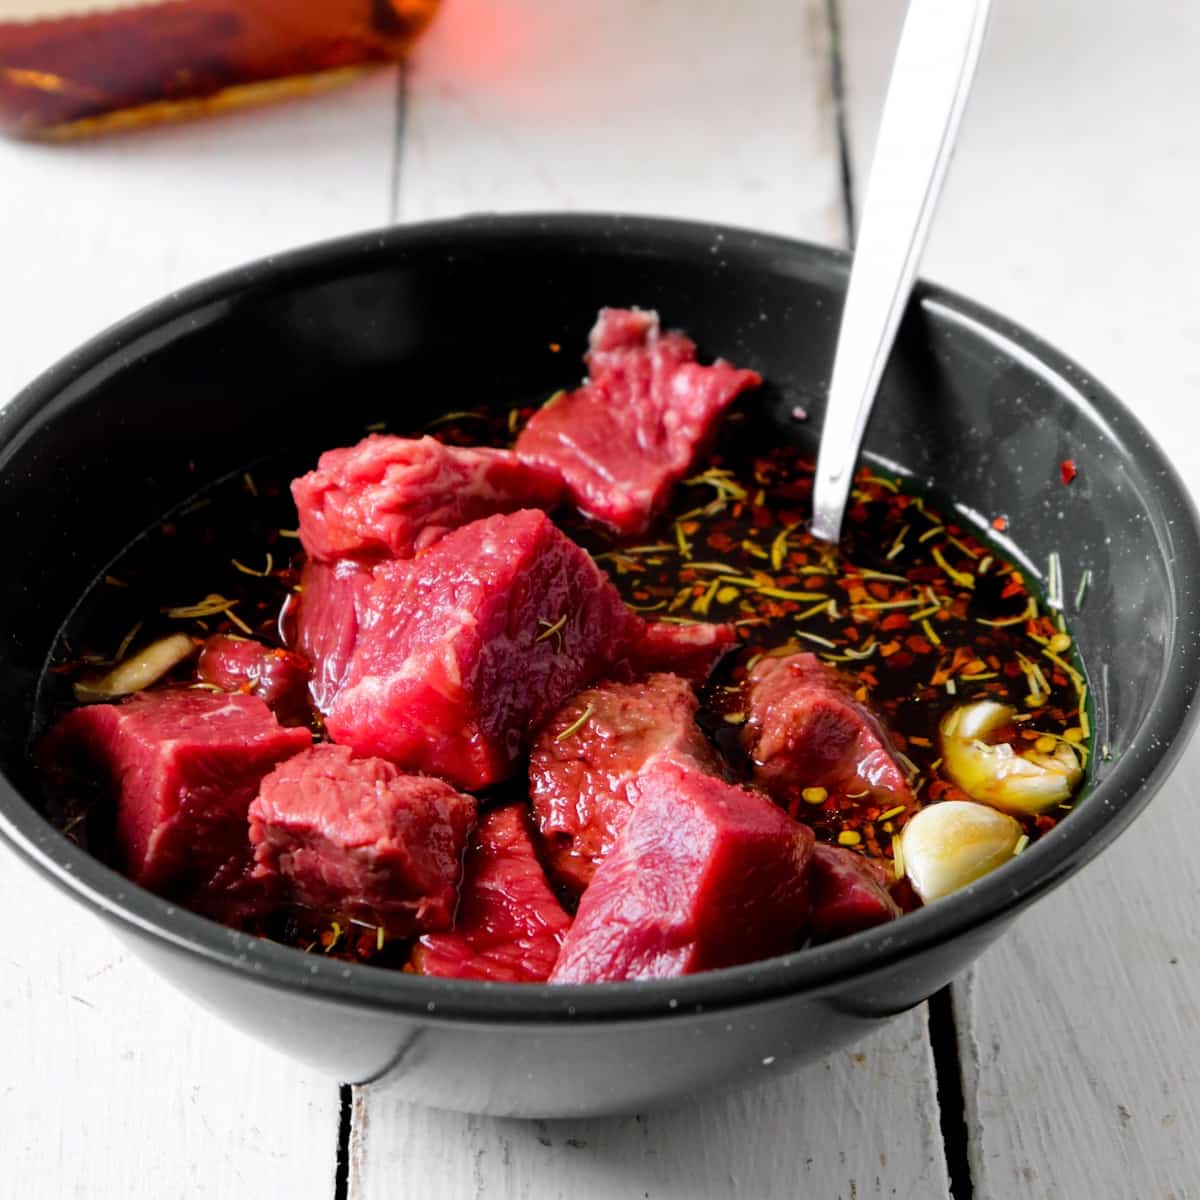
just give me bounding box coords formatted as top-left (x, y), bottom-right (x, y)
top-left (395, 0), bottom-right (844, 239)
top-left (0, 72), bottom-right (403, 1198)
top-left (6, 0), bottom-right (1198, 1195)
top-left (840, 2), bottom-right (1200, 1195)
top-left (352, 1009), bottom-right (948, 1200)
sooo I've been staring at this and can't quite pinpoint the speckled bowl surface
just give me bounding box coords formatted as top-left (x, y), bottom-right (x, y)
top-left (1, 214), bottom-right (1196, 1116)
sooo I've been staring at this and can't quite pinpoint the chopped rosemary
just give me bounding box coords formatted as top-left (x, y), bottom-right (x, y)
top-left (555, 702), bottom-right (595, 742)
top-left (164, 593), bottom-right (239, 620)
top-left (232, 553), bottom-right (274, 578)
top-left (692, 578), bottom-right (721, 616)
top-left (1046, 550), bottom-right (1063, 610)
top-left (886, 525), bottom-right (911, 561)
top-left (795, 631), bottom-right (838, 649)
top-left (931, 545), bottom-right (975, 589)
top-left (976, 597), bottom-right (1037, 627)
top-left (425, 409), bottom-right (489, 428)
top-left (535, 615), bottom-right (567, 647)
top-left (1074, 568), bottom-right (1092, 612)
top-left (770, 525), bottom-right (796, 571)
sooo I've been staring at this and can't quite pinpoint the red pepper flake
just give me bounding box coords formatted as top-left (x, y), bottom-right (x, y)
top-left (1060, 459), bottom-right (1078, 485)
top-left (992, 515), bottom-right (1008, 532)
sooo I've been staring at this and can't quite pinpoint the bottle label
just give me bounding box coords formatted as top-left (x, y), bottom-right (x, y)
top-left (2, 0), bottom-right (171, 18)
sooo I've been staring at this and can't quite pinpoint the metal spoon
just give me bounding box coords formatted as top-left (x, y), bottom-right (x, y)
top-left (809, 0), bottom-right (992, 543)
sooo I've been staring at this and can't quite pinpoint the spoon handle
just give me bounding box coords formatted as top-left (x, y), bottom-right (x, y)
top-left (810, 0), bottom-right (992, 543)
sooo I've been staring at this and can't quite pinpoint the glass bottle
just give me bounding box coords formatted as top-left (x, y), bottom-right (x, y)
top-left (0, 0), bottom-right (440, 140)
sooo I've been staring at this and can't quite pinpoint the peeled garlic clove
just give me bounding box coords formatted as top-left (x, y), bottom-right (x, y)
top-left (73, 633), bottom-right (198, 702)
top-left (940, 700), bottom-right (1081, 816)
top-left (900, 800), bottom-right (1023, 904)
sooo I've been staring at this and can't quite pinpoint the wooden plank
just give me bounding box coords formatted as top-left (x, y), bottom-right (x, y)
top-left (0, 70), bottom-right (401, 1197)
top-left (352, 4), bottom-right (951, 1197)
top-left (394, 0), bottom-right (845, 237)
top-left (352, 1009), bottom-right (948, 1200)
top-left (839, 1), bottom-right (1200, 1194)
top-left (1, 69), bottom-right (400, 396)
top-left (0, 845), bottom-right (340, 1200)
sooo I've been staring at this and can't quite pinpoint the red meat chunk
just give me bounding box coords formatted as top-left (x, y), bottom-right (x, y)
top-left (326, 510), bottom-right (636, 791)
top-left (292, 434), bottom-right (563, 562)
top-left (550, 759), bottom-right (814, 983)
top-left (741, 653), bottom-right (912, 811)
top-left (195, 635), bottom-right (311, 726)
top-left (627, 619), bottom-right (737, 685)
top-left (809, 843), bottom-right (900, 942)
top-left (292, 557), bottom-right (372, 715)
top-left (249, 744), bottom-right (476, 937)
top-left (414, 804), bottom-right (571, 983)
top-left (45, 690), bottom-right (310, 900)
top-left (516, 308), bottom-right (761, 535)
top-left (529, 673), bottom-right (723, 893)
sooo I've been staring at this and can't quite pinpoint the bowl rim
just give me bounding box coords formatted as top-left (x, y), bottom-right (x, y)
top-left (2, 210), bottom-right (1198, 1023)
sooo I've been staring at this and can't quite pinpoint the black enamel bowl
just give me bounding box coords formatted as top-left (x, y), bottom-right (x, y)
top-left (2, 215), bottom-right (1198, 1118)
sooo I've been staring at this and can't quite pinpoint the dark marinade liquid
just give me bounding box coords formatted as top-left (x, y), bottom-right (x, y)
top-left (36, 401), bottom-right (1090, 963)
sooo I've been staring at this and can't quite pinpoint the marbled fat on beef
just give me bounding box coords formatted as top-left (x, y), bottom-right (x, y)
top-left (550, 759), bottom-right (814, 983)
top-left (414, 804), bottom-right (571, 983)
top-left (249, 744), bottom-right (476, 937)
top-left (326, 509), bottom-right (636, 791)
top-left (516, 308), bottom-right (761, 535)
top-left (529, 673), bottom-right (723, 893)
top-left (292, 434), bottom-right (563, 562)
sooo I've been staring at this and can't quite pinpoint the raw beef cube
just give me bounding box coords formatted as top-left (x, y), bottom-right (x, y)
top-left (515, 308), bottom-right (761, 535)
top-left (292, 434), bottom-right (563, 562)
top-left (741, 653), bottom-right (912, 810)
top-left (196, 635), bottom-right (311, 726)
top-left (808, 843), bottom-right (900, 942)
top-left (326, 510), bottom-right (636, 791)
top-left (414, 804), bottom-right (571, 983)
top-left (627, 619), bottom-right (737, 685)
top-left (249, 743), bottom-right (476, 937)
top-left (293, 557), bottom-right (372, 715)
top-left (550, 759), bottom-right (813, 983)
top-left (529, 673), bottom-right (723, 893)
top-left (45, 690), bottom-right (310, 898)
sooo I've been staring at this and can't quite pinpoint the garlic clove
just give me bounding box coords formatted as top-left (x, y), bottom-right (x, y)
top-left (940, 700), bottom-right (1081, 816)
top-left (73, 633), bottom-right (198, 703)
top-left (900, 799), bottom-right (1023, 904)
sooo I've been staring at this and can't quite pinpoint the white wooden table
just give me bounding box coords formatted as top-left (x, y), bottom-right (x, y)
top-left (3, 2), bottom-right (1198, 1196)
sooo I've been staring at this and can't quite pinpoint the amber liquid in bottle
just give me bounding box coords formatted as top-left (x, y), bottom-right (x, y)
top-left (0, 0), bottom-right (439, 140)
